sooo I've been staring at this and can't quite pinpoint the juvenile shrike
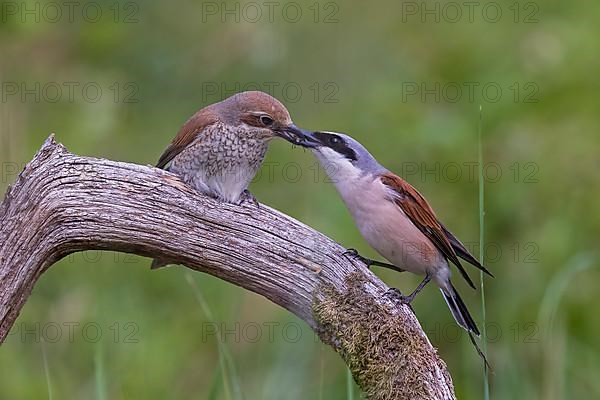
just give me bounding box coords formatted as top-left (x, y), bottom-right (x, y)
top-left (152, 91), bottom-right (308, 268)
top-left (156, 91), bottom-right (307, 204)
top-left (289, 130), bottom-right (493, 335)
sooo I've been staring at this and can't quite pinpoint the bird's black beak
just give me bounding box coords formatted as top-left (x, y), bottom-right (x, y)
top-left (276, 125), bottom-right (320, 148)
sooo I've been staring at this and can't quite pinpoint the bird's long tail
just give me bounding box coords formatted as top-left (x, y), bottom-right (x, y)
top-left (440, 281), bottom-right (480, 336)
top-left (441, 281), bottom-right (492, 370)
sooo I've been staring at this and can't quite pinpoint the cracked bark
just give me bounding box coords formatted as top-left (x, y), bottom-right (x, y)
top-left (0, 135), bottom-right (456, 400)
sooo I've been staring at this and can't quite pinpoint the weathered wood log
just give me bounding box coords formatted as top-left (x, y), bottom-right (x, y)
top-left (0, 135), bottom-right (455, 399)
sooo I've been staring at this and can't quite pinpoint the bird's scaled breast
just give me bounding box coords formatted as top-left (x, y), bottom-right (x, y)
top-left (341, 176), bottom-right (442, 275)
top-left (169, 124), bottom-right (269, 202)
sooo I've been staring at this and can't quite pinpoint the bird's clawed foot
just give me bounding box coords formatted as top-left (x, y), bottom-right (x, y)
top-left (383, 288), bottom-right (414, 305)
top-left (343, 248), bottom-right (373, 267)
top-left (343, 248), bottom-right (404, 272)
top-left (383, 287), bottom-right (403, 302)
top-left (239, 190), bottom-right (260, 208)
top-left (383, 274), bottom-right (432, 305)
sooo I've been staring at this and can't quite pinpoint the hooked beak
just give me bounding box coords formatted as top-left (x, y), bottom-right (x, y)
top-left (276, 125), bottom-right (320, 148)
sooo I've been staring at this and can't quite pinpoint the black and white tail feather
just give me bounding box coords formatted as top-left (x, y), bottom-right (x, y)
top-left (441, 281), bottom-right (479, 335)
top-left (441, 281), bottom-right (492, 371)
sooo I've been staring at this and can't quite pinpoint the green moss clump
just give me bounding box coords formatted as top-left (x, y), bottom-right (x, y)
top-left (312, 272), bottom-right (454, 400)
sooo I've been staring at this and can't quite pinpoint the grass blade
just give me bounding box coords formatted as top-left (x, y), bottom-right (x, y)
top-left (41, 339), bottom-right (53, 400)
top-left (94, 344), bottom-right (107, 400)
top-left (537, 253), bottom-right (597, 400)
top-left (478, 105), bottom-right (490, 399)
top-left (346, 368), bottom-right (354, 400)
top-left (207, 364), bottom-right (224, 400)
top-left (185, 272), bottom-right (243, 400)
top-left (318, 346), bottom-right (324, 400)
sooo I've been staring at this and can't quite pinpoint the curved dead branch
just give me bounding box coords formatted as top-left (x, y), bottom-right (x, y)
top-left (0, 135), bottom-right (455, 400)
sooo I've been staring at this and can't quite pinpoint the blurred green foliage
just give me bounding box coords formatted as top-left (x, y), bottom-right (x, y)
top-left (1, 0), bottom-right (599, 398)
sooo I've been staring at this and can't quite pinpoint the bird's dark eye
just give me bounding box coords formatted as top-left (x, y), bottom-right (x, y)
top-left (260, 115), bottom-right (274, 126)
top-left (329, 136), bottom-right (341, 145)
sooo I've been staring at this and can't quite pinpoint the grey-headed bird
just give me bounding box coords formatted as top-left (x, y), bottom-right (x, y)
top-left (288, 130), bottom-right (493, 335)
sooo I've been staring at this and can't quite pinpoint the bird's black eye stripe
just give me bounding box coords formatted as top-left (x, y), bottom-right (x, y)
top-left (259, 115), bottom-right (274, 126)
top-left (314, 132), bottom-right (357, 161)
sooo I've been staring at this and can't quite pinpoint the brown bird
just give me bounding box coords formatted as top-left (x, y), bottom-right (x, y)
top-left (151, 91), bottom-right (308, 268)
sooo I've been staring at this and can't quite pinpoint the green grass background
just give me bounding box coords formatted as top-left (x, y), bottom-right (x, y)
top-left (1, 1), bottom-right (599, 398)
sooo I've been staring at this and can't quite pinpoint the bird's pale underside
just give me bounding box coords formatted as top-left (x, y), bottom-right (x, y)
top-left (168, 121), bottom-right (270, 203)
top-left (279, 130), bottom-right (493, 341)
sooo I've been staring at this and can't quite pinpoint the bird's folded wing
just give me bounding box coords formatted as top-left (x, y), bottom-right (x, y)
top-left (380, 173), bottom-right (476, 289)
top-left (156, 109), bottom-right (218, 169)
top-left (440, 223), bottom-right (494, 277)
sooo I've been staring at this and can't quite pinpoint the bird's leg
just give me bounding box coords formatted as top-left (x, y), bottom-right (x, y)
top-left (343, 248), bottom-right (379, 268)
top-left (343, 248), bottom-right (405, 272)
top-left (239, 189), bottom-right (259, 208)
top-left (397, 274), bottom-right (432, 304)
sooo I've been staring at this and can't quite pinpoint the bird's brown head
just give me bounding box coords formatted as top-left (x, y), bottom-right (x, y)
top-left (213, 91), bottom-right (310, 142)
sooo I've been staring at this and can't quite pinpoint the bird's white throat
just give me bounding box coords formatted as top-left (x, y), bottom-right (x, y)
top-left (313, 147), bottom-right (362, 185)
